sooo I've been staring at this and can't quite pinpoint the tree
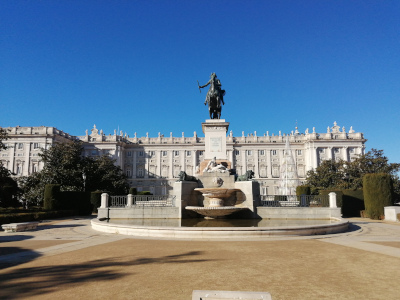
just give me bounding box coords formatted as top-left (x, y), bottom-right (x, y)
top-left (305, 149), bottom-right (400, 194)
top-left (20, 140), bottom-right (129, 205)
top-left (0, 127), bottom-right (21, 207)
top-left (84, 155), bottom-right (129, 194)
top-left (0, 127), bottom-right (8, 151)
top-left (305, 159), bottom-right (346, 193)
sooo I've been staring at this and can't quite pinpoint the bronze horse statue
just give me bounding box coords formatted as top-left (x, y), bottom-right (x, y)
top-left (206, 91), bottom-right (225, 119)
top-left (198, 73), bottom-right (225, 119)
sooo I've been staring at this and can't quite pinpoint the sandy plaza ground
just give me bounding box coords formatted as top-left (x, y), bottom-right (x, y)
top-left (1, 217), bottom-right (400, 300)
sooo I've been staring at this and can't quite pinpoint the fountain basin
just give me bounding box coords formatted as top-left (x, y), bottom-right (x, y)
top-left (190, 187), bottom-right (243, 218)
top-left (91, 218), bottom-right (349, 239)
top-left (185, 206), bottom-right (247, 218)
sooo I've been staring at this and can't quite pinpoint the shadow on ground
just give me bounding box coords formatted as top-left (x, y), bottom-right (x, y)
top-left (0, 235), bottom-right (34, 243)
top-left (0, 251), bottom-right (210, 299)
top-left (346, 222), bottom-right (362, 233)
top-left (35, 224), bottom-right (86, 231)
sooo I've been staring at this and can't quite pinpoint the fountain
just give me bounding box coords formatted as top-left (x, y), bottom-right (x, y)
top-left (91, 75), bottom-right (349, 239)
top-left (186, 186), bottom-right (245, 219)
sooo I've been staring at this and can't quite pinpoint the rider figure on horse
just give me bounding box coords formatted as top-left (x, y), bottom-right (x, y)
top-left (199, 73), bottom-right (225, 119)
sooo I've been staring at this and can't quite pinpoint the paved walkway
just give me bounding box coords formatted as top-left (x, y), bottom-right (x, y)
top-left (0, 217), bottom-right (399, 299)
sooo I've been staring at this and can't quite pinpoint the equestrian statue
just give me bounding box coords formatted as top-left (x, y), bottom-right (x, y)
top-left (198, 73), bottom-right (226, 119)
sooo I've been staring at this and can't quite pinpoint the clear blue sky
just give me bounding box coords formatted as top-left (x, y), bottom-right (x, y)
top-left (1, 1), bottom-right (399, 163)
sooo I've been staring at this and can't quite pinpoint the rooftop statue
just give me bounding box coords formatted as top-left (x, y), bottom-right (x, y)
top-left (198, 73), bottom-right (225, 119)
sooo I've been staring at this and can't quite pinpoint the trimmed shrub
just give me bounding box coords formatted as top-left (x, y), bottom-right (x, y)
top-left (43, 184), bottom-right (61, 210)
top-left (59, 191), bottom-right (92, 216)
top-left (342, 189), bottom-right (364, 217)
top-left (0, 185), bottom-right (19, 208)
top-left (138, 191), bottom-right (152, 195)
top-left (90, 191), bottom-right (103, 213)
top-left (129, 187), bottom-right (137, 195)
top-left (363, 173), bottom-right (393, 220)
top-left (0, 210), bottom-right (77, 226)
top-left (296, 185), bottom-right (311, 196)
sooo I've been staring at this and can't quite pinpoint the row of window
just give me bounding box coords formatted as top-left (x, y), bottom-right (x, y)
top-left (4, 143), bottom-right (42, 150)
top-left (319, 148), bottom-right (355, 154)
top-left (126, 150), bottom-right (204, 157)
top-left (124, 150), bottom-right (303, 157)
top-left (235, 150), bottom-right (303, 156)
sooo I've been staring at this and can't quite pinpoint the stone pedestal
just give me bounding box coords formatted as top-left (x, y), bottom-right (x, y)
top-left (174, 181), bottom-right (199, 218)
top-left (234, 180), bottom-right (261, 218)
top-left (202, 119), bottom-right (229, 160)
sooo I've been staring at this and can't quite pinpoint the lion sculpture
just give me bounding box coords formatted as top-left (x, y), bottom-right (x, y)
top-left (236, 170), bottom-right (255, 181)
top-left (177, 171), bottom-right (198, 182)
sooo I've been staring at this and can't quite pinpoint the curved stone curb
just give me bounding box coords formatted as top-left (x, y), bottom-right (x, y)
top-left (91, 218), bottom-right (349, 240)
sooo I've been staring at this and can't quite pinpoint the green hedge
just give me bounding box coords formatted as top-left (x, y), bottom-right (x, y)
top-left (0, 185), bottom-right (19, 208)
top-left (363, 173), bottom-right (393, 220)
top-left (129, 187), bottom-right (137, 195)
top-left (0, 210), bottom-right (76, 226)
top-left (43, 185), bottom-right (92, 215)
top-left (296, 185), bottom-right (311, 196)
top-left (43, 184), bottom-right (61, 210)
top-left (319, 189), bottom-right (364, 217)
top-left (138, 191), bottom-right (152, 195)
top-left (342, 189), bottom-right (364, 217)
top-left (59, 191), bottom-right (92, 215)
top-left (90, 191), bottom-right (103, 213)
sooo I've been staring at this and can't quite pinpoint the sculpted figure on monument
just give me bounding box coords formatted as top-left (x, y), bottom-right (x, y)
top-left (198, 72), bottom-right (225, 119)
top-left (203, 157), bottom-right (228, 173)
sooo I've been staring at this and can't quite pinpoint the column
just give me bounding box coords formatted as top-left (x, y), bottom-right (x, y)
top-left (181, 150), bottom-right (185, 173)
top-left (241, 149), bottom-right (247, 175)
top-left (228, 149), bottom-right (234, 168)
top-left (132, 151), bottom-right (137, 178)
top-left (266, 149), bottom-right (271, 178)
top-left (343, 146), bottom-right (349, 162)
top-left (144, 151), bottom-right (149, 179)
top-left (254, 149), bottom-right (259, 178)
top-left (23, 142), bottom-right (30, 175)
top-left (169, 151), bottom-right (173, 178)
top-left (192, 150), bottom-right (197, 175)
top-left (328, 147), bottom-right (333, 160)
top-left (10, 142), bottom-right (16, 173)
top-left (156, 150), bottom-right (161, 177)
top-left (313, 147), bottom-right (318, 168)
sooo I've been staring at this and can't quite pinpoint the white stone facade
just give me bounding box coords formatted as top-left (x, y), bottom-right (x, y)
top-left (0, 122), bottom-right (366, 195)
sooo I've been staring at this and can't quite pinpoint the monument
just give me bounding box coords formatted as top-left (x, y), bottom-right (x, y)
top-left (183, 74), bottom-right (259, 219)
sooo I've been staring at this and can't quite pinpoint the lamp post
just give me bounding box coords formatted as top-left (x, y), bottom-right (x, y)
top-left (82, 172), bottom-right (87, 192)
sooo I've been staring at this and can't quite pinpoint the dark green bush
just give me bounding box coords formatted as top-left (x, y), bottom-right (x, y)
top-left (90, 191), bottom-right (103, 213)
top-left (342, 189), bottom-right (364, 217)
top-left (0, 185), bottom-right (20, 208)
top-left (0, 210), bottom-right (76, 226)
top-left (363, 173), bottom-right (393, 220)
top-left (274, 195), bottom-right (287, 201)
top-left (296, 185), bottom-right (311, 196)
top-left (43, 184), bottom-right (61, 210)
top-left (129, 187), bottom-right (137, 195)
top-left (138, 191), bottom-right (152, 195)
top-left (59, 191), bottom-right (92, 215)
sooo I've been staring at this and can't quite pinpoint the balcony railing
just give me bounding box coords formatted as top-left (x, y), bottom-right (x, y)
top-left (260, 195), bottom-right (329, 207)
top-left (110, 195), bottom-right (175, 207)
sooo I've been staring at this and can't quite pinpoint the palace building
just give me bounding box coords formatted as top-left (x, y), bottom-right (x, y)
top-left (0, 121), bottom-right (366, 195)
